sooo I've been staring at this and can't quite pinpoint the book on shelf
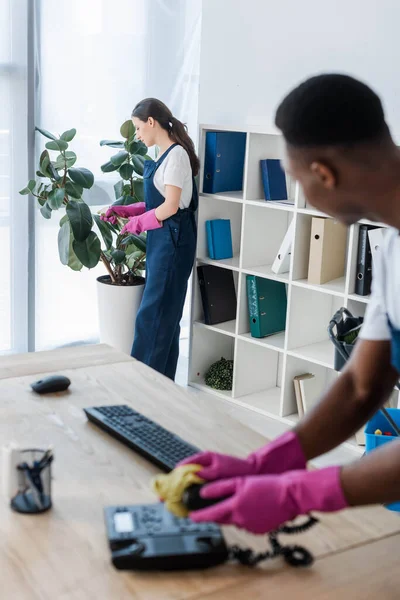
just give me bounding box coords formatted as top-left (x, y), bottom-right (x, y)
top-left (197, 264), bottom-right (237, 325)
top-left (367, 227), bottom-right (386, 271)
top-left (206, 219), bottom-right (233, 260)
top-left (260, 159), bottom-right (291, 202)
top-left (246, 276), bottom-right (287, 338)
top-left (355, 225), bottom-right (381, 296)
top-left (271, 219), bottom-right (295, 274)
top-left (203, 131), bottom-right (246, 194)
top-left (307, 217), bottom-right (347, 284)
top-left (293, 373), bottom-right (315, 417)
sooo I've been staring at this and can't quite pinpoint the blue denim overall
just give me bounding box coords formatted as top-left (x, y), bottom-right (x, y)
top-left (131, 144), bottom-right (198, 380)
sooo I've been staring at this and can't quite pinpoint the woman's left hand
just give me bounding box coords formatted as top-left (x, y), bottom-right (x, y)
top-left (189, 466), bottom-right (347, 534)
top-left (121, 209), bottom-right (163, 235)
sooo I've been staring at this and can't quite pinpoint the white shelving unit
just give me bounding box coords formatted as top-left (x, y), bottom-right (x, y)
top-left (188, 124), bottom-right (397, 455)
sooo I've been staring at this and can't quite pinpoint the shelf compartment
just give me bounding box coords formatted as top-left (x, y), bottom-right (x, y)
top-left (286, 286), bottom-right (344, 367)
top-left (241, 204), bottom-right (293, 274)
top-left (189, 326), bottom-right (235, 398)
top-left (192, 267), bottom-right (239, 333)
top-left (196, 196), bottom-right (243, 266)
top-left (292, 213), bottom-right (349, 291)
top-left (233, 338), bottom-right (282, 404)
top-left (236, 271), bottom-right (288, 350)
top-left (244, 132), bottom-right (295, 203)
top-left (282, 354), bottom-right (338, 418)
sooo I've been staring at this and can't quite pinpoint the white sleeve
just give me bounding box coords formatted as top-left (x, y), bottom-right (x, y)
top-left (163, 148), bottom-right (190, 189)
top-left (358, 244), bottom-right (391, 341)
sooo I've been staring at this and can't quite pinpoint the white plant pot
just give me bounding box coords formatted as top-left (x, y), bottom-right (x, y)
top-left (96, 275), bottom-right (145, 355)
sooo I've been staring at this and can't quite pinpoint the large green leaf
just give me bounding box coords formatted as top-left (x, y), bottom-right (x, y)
top-left (58, 221), bottom-right (70, 265)
top-left (59, 214), bottom-right (69, 226)
top-left (119, 163), bottom-right (134, 180)
top-left (48, 162), bottom-right (62, 182)
top-left (100, 140), bottom-right (125, 148)
top-left (111, 249), bottom-right (126, 265)
top-left (40, 202), bottom-right (52, 219)
top-left (114, 180), bottom-right (124, 200)
top-left (48, 187), bottom-right (65, 209)
top-left (112, 195), bottom-right (135, 206)
top-left (101, 161), bottom-right (119, 173)
top-left (40, 150), bottom-right (51, 176)
top-left (46, 139), bottom-right (69, 152)
top-left (127, 250), bottom-right (145, 270)
top-left (120, 232), bottom-right (146, 253)
top-left (60, 128), bottom-right (76, 142)
top-left (133, 178), bottom-right (144, 202)
top-left (66, 200), bottom-right (93, 241)
top-left (68, 246), bottom-right (83, 271)
top-left (19, 179), bottom-right (36, 195)
top-left (129, 140), bottom-right (147, 156)
top-left (36, 170), bottom-right (46, 178)
top-left (131, 155), bottom-right (145, 176)
top-left (93, 213), bottom-right (113, 250)
top-left (110, 150), bottom-right (129, 167)
top-left (65, 180), bottom-right (83, 199)
top-left (54, 151), bottom-right (77, 169)
top-left (35, 126), bottom-right (57, 140)
top-left (73, 232), bottom-right (101, 268)
top-left (68, 167), bottom-right (94, 189)
top-left (120, 120), bottom-right (135, 139)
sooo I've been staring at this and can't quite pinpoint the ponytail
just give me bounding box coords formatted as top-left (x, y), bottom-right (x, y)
top-left (169, 116), bottom-right (200, 176)
top-left (132, 98), bottom-right (200, 176)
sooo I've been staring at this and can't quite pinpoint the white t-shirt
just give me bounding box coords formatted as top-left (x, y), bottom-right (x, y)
top-left (359, 227), bottom-right (400, 341)
top-left (153, 145), bottom-right (193, 209)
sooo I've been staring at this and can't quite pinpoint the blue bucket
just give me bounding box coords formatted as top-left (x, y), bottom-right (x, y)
top-left (365, 408), bottom-right (400, 512)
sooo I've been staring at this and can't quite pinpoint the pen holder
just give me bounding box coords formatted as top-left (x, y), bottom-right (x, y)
top-left (11, 448), bottom-right (53, 514)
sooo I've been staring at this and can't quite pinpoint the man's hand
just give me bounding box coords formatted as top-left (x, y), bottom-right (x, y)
top-left (189, 467), bottom-right (347, 534)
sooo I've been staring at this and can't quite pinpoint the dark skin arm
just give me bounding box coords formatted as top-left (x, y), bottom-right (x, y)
top-left (294, 338), bottom-right (400, 506)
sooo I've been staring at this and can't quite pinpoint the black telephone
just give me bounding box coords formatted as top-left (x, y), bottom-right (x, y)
top-left (104, 503), bottom-right (229, 571)
top-left (105, 486), bottom-right (317, 571)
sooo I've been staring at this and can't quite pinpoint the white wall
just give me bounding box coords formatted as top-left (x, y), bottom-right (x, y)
top-left (199, 0), bottom-right (400, 137)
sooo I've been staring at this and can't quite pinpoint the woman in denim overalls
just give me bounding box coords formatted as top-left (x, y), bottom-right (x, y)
top-left (104, 99), bottom-right (198, 381)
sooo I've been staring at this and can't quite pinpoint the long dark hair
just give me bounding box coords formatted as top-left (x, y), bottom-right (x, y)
top-left (132, 98), bottom-right (200, 176)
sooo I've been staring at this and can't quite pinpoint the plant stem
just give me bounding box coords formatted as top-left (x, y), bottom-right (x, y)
top-left (100, 251), bottom-right (116, 284)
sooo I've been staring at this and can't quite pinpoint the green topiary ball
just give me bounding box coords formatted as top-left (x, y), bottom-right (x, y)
top-left (205, 357), bottom-right (234, 391)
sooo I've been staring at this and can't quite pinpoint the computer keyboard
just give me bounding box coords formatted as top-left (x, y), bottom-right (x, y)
top-left (84, 405), bottom-right (200, 472)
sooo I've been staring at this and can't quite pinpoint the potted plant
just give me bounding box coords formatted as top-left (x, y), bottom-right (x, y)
top-left (20, 121), bottom-right (150, 354)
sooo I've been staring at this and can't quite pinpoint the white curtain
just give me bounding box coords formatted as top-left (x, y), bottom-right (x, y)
top-left (0, 0), bottom-right (30, 353)
top-left (35, 0), bottom-right (201, 350)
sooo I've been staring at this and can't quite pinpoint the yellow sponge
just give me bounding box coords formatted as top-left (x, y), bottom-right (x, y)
top-left (152, 464), bottom-right (204, 517)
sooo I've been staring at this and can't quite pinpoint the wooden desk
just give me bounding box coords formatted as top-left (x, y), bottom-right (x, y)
top-left (1, 344), bottom-right (400, 599)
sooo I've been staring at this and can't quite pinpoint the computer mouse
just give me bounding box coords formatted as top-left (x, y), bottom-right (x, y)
top-left (30, 375), bottom-right (71, 395)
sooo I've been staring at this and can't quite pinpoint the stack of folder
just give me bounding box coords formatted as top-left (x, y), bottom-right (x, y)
top-left (246, 276), bottom-right (287, 338)
top-left (203, 131), bottom-right (246, 194)
top-left (307, 217), bottom-right (347, 284)
top-left (206, 219), bottom-right (233, 260)
top-left (354, 225), bottom-right (384, 296)
top-left (197, 265), bottom-right (237, 325)
top-left (260, 159), bottom-right (287, 201)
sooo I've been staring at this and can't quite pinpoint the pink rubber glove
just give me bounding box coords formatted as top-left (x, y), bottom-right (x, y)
top-left (190, 466), bottom-right (348, 534)
top-left (178, 431), bottom-right (306, 481)
top-left (101, 202), bottom-right (146, 224)
top-left (120, 209), bottom-right (163, 235)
